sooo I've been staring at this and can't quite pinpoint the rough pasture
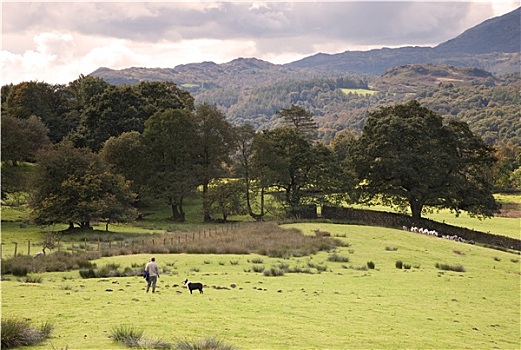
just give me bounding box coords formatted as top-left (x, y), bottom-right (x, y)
top-left (1, 223), bottom-right (519, 349)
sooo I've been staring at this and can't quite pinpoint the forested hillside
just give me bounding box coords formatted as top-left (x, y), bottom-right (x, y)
top-left (89, 8), bottom-right (521, 146)
top-left (91, 63), bottom-right (520, 147)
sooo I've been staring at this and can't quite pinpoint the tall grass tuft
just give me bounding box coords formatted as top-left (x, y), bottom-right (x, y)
top-left (175, 336), bottom-right (238, 350)
top-left (435, 263), bottom-right (466, 272)
top-left (327, 253), bottom-right (349, 263)
top-left (1, 318), bottom-right (53, 349)
top-left (263, 267), bottom-right (285, 276)
top-left (110, 325), bottom-right (145, 347)
top-left (20, 276), bottom-right (43, 283)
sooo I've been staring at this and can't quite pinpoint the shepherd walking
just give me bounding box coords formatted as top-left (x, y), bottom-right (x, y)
top-left (145, 257), bottom-right (160, 293)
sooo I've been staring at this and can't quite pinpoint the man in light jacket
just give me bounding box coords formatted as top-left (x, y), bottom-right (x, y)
top-left (145, 257), bottom-right (160, 293)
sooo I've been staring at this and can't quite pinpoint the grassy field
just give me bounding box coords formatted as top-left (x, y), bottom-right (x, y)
top-left (1, 222), bottom-right (520, 349)
top-left (340, 88), bottom-right (378, 96)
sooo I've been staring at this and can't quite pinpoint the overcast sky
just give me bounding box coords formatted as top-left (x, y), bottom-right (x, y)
top-left (1, 1), bottom-right (519, 85)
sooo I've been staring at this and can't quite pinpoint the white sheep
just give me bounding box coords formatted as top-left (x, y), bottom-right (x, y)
top-left (33, 248), bottom-right (46, 258)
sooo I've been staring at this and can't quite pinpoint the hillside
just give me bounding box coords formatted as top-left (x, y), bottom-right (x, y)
top-left (289, 7), bottom-right (520, 74)
top-left (89, 8), bottom-right (521, 146)
top-left (435, 7), bottom-right (520, 54)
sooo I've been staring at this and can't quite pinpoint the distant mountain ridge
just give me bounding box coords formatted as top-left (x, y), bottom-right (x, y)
top-left (286, 7), bottom-right (520, 74)
top-left (89, 8), bottom-right (521, 146)
top-left (435, 6), bottom-right (520, 54)
top-left (91, 7), bottom-right (520, 85)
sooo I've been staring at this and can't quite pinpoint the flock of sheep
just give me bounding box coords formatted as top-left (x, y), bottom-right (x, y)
top-left (403, 226), bottom-right (471, 243)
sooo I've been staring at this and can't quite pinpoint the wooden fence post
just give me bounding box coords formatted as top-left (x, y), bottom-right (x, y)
top-left (28, 240), bottom-right (31, 255)
top-left (98, 238), bottom-right (101, 251)
top-left (14, 242), bottom-right (18, 257)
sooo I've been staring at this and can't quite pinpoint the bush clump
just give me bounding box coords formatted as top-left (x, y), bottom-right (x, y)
top-left (1, 318), bottom-right (53, 349)
top-left (263, 267), bottom-right (285, 276)
top-left (435, 263), bottom-right (465, 272)
top-left (395, 260), bottom-right (403, 269)
top-left (327, 253), bottom-right (349, 263)
top-left (367, 261), bottom-right (375, 269)
top-left (175, 336), bottom-right (238, 350)
top-left (251, 265), bottom-right (265, 273)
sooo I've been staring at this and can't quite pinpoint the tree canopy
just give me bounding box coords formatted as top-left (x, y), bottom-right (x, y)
top-left (349, 100), bottom-right (500, 221)
top-left (30, 142), bottom-right (137, 229)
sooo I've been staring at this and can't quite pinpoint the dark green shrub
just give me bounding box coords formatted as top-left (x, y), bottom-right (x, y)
top-left (435, 263), bottom-right (465, 272)
top-left (1, 318), bottom-right (53, 349)
top-left (77, 260), bottom-right (95, 269)
top-left (263, 267), bottom-right (285, 276)
top-left (327, 253), bottom-right (349, 263)
top-left (307, 261), bottom-right (328, 273)
top-left (287, 266), bottom-right (313, 274)
top-left (403, 264), bottom-right (411, 270)
top-left (97, 264), bottom-right (122, 278)
top-left (79, 269), bottom-right (97, 279)
top-left (276, 262), bottom-right (290, 271)
top-left (386, 246), bottom-right (398, 251)
top-left (252, 265), bottom-right (265, 273)
top-left (11, 266), bottom-right (29, 277)
top-left (395, 260), bottom-right (403, 269)
top-left (21, 276), bottom-right (43, 283)
top-left (367, 261), bottom-right (375, 269)
top-left (110, 325), bottom-right (145, 348)
top-left (175, 336), bottom-right (237, 350)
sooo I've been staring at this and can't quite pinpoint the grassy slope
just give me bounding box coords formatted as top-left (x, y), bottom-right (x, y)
top-left (1, 223), bottom-right (519, 349)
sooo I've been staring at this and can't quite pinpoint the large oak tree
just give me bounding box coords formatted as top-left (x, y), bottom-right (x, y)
top-left (30, 142), bottom-right (137, 229)
top-left (349, 100), bottom-right (500, 221)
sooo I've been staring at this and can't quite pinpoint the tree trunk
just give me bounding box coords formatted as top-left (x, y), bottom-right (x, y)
top-left (202, 183), bottom-right (212, 222)
top-left (247, 181), bottom-right (264, 222)
top-left (260, 187), bottom-right (265, 218)
top-left (410, 200), bottom-right (423, 222)
top-left (170, 202), bottom-right (185, 222)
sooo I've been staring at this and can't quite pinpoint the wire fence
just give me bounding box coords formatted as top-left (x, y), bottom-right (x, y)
top-left (1, 223), bottom-right (246, 259)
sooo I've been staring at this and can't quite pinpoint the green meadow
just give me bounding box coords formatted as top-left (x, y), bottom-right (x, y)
top-left (1, 220), bottom-right (520, 349)
top-left (340, 88), bottom-right (378, 96)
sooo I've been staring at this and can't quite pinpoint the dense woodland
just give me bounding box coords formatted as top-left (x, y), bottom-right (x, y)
top-left (92, 62), bottom-right (521, 148)
top-left (1, 75), bottom-right (519, 229)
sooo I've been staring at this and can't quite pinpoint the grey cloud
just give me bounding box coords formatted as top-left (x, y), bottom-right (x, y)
top-left (2, 2), bottom-right (500, 50)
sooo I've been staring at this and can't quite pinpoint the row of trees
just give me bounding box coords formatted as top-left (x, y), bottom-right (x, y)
top-left (1, 77), bottom-right (506, 229)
